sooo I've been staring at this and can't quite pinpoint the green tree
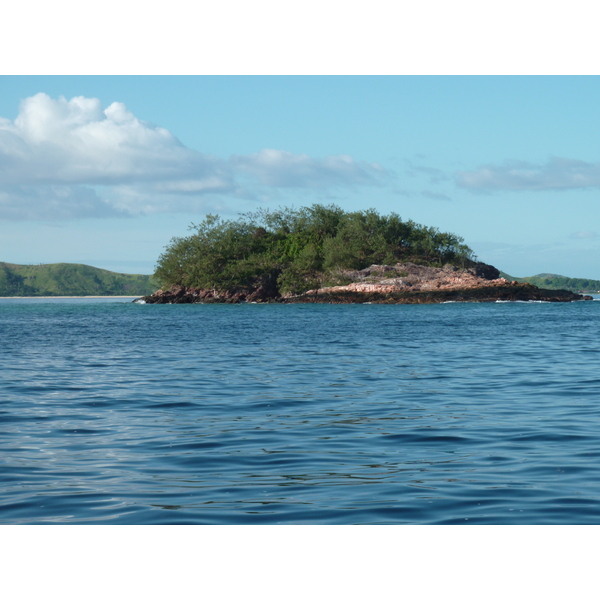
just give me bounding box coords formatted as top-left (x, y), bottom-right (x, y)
top-left (153, 204), bottom-right (477, 296)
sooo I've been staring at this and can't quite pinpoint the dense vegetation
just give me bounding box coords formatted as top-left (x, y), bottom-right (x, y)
top-left (155, 204), bottom-right (478, 295)
top-left (501, 272), bottom-right (600, 293)
top-left (0, 262), bottom-right (159, 297)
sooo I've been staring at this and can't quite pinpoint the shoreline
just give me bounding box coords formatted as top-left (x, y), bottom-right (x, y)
top-left (138, 263), bottom-right (595, 306)
top-left (0, 295), bottom-right (139, 299)
top-left (139, 284), bottom-right (592, 305)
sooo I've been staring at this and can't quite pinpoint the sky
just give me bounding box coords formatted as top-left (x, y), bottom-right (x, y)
top-left (2, 75), bottom-right (600, 278)
top-left (2, 1), bottom-right (600, 280)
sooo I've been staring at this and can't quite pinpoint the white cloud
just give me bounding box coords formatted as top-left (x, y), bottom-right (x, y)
top-left (231, 148), bottom-right (386, 188)
top-left (456, 157), bottom-right (600, 191)
top-left (0, 94), bottom-right (224, 186)
top-left (0, 184), bottom-right (127, 220)
top-left (570, 230), bottom-right (598, 239)
top-left (0, 94), bottom-right (388, 220)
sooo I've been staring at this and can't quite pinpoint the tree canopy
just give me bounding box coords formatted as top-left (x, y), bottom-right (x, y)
top-left (154, 204), bottom-right (477, 295)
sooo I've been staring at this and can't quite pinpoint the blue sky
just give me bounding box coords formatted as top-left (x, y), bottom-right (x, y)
top-left (2, 75), bottom-right (600, 278)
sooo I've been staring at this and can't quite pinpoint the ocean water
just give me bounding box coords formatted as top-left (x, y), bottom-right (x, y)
top-left (2, 296), bottom-right (600, 524)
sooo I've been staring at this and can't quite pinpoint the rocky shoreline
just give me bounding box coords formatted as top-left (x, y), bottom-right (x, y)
top-left (137, 262), bottom-right (592, 305)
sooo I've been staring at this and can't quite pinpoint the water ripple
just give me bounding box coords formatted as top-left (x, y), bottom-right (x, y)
top-left (2, 299), bottom-right (600, 523)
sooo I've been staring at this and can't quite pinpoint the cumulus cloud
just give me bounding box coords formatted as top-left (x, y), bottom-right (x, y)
top-left (0, 93), bottom-right (231, 187)
top-left (456, 157), bottom-right (600, 191)
top-left (0, 94), bottom-right (388, 220)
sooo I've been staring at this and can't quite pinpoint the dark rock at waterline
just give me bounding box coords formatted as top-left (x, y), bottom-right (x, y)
top-left (282, 284), bottom-right (589, 304)
top-left (136, 283), bottom-right (280, 304)
top-left (136, 282), bottom-right (589, 305)
top-left (135, 262), bottom-right (591, 305)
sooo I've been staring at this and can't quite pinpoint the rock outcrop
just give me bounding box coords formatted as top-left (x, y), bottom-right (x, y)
top-left (137, 284), bottom-right (278, 304)
top-left (137, 262), bottom-right (592, 304)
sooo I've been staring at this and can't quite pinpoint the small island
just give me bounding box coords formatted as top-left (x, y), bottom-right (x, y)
top-left (138, 205), bottom-right (591, 305)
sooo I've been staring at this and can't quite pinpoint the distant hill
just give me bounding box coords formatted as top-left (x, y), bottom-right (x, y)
top-left (501, 272), bottom-right (600, 293)
top-left (0, 262), bottom-right (160, 297)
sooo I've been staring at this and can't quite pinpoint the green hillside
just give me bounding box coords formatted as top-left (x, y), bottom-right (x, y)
top-left (501, 272), bottom-right (600, 293)
top-left (0, 262), bottom-right (160, 297)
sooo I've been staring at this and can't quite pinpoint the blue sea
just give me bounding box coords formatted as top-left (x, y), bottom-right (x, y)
top-left (2, 296), bottom-right (600, 524)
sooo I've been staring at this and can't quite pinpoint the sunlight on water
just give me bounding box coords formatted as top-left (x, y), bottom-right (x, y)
top-left (2, 298), bottom-right (600, 523)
